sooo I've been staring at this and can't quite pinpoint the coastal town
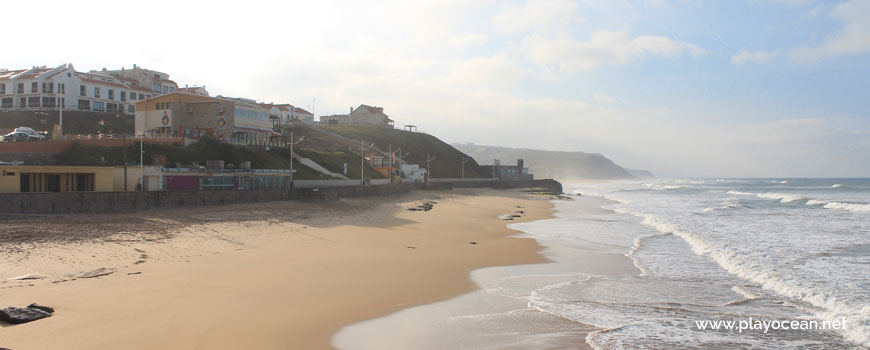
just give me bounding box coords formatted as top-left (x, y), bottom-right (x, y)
top-left (0, 63), bottom-right (541, 206)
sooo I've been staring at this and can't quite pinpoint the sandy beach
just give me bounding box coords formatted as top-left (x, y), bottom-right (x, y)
top-left (0, 188), bottom-right (554, 349)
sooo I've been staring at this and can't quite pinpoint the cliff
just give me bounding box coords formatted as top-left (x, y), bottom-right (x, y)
top-left (451, 143), bottom-right (634, 180)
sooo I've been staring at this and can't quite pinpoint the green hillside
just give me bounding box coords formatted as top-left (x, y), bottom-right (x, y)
top-left (54, 137), bottom-right (384, 180)
top-left (319, 125), bottom-right (488, 178)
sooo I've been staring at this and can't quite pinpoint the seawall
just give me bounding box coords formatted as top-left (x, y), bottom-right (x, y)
top-left (0, 179), bottom-right (562, 215)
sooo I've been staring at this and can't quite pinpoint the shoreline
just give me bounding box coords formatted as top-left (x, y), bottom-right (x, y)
top-left (0, 188), bottom-right (555, 349)
top-left (332, 193), bottom-right (636, 350)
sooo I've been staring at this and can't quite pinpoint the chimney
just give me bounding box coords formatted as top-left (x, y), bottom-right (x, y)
top-left (350, 107), bottom-right (353, 113)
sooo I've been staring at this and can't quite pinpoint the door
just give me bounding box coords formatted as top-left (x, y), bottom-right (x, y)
top-left (45, 174), bottom-right (61, 192)
top-left (19, 174), bottom-right (30, 192)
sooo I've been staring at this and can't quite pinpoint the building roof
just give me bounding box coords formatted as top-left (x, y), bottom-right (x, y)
top-left (154, 77), bottom-right (177, 85)
top-left (293, 107), bottom-right (313, 115)
top-left (356, 104), bottom-right (386, 115)
top-left (0, 69), bottom-right (26, 80)
top-left (78, 77), bottom-right (130, 90)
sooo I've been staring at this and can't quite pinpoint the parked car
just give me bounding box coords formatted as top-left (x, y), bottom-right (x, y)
top-left (12, 127), bottom-right (45, 140)
top-left (1, 132), bottom-right (32, 142)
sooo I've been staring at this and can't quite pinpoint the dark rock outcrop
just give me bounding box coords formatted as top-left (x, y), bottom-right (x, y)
top-left (0, 306), bottom-right (51, 324)
top-left (26, 303), bottom-right (54, 314)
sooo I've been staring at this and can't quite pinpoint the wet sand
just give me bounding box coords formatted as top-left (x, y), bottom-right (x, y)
top-left (0, 188), bottom-right (553, 349)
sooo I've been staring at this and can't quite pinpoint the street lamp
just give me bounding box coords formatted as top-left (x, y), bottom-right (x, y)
top-left (138, 131), bottom-right (145, 191)
top-left (288, 130), bottom-right (304, 183)
top-left (460, 158), bottom-right (470, 181)
top-left (426, 154), bottom-right (436, 182)
top-left (360, 139), bottom-right (376, 186)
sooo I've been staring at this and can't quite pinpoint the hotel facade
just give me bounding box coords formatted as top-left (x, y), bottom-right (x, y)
top-left (0, 63), bottom-right (178, 115)
top-left (134, 92), bottom-right (275, 142)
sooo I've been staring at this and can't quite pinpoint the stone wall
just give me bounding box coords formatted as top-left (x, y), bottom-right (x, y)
top-left (0, 179), bottom-right (562, 214)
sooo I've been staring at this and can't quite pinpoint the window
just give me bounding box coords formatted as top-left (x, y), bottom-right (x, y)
top-left (152, 82), bottom-right (160, 92)
top-left (42, 97), bottom-right (54, 107)
top-left (94, 87), bottom-right (100, 98)
top-left (139, 93), bottom-right (145, 100)
top-left (127, 105), bottom-right (135, 113)
top-left (202, 176), bottom-right (235, 191)
top-left (47, 83), bottom-right (54, 93)
top-left (28, 97), bottom-right (40, 107)
top-left (120, 91), bottom-right (126, 101)
top-left (80, 85), bottom-right (86, 96)
top-left (31, 82), bottom-right (38, 93)
top-left (1, 98), bottom-right (12, 108)
top-left (0, 83), bottom-right (5, 94)
top-left (169, 87), bottom-right (175, 92)
top-left (108, 89), bottom-right (114, 100)
top-left (162, 86), bottom-right (168, 93)
top-left (92, 101), bottom-right (104, 111)
top-left (17, 83), bottom-right (24, 94)
top-left (20, 97), bottom-right (26, 107)
top-left (78, 99), bottom-right (90, 110)
top-left (166, 102), bottom-right (174, 109)
top-left (156, 102), bottom-right (162, 110)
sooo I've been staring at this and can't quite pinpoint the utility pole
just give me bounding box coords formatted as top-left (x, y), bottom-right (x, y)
top-left (426, 154), bottom-right (436, 182)
top-left (57, 78), bottom-right (63, 139)
top-left (360, 139), bottom-right (375, 186)
top-left (397, 150), bottom-right (409, 183)
top-left (122, 134), bottom-right (128, 191)
top-left (139, 132), bottom-right (144, 191)
top-left (389, 144), bottom-right (392, 184)
top-left (288, 130), bottom-right (305, 183)
top-left (460, 158), bottom-right (470, 181)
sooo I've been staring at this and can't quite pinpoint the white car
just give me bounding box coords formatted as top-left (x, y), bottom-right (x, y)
top-left (11, 127), bottom-right (46, 140)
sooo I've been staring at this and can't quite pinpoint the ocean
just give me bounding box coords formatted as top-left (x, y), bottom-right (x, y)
top-left (334, 179), bottom-right (869, 349)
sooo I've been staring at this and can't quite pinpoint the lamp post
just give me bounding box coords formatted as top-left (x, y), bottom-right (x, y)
top-left (57, 80), bottom-right (63, 139)
top-left (360, 139), bottom-right (375, 186)
top-left (460, 158), bottom-right (470, 181)
top-left (426, 154), bottom-right (436, 182)
top-left (288, 130), bottom-right (304, 183)
top-left (139, 131), bottom-right (144, 191)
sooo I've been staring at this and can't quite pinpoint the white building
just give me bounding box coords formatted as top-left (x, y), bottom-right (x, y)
top-left (0, 64), bottom-right (160, 115)
top-left (349, 104), bottom-right (394, 128)
top-left (90, 64), bottom-right (178, 96)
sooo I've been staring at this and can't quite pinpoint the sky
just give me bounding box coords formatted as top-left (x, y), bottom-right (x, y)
top-left (5, 0), bottom-right (870, 177)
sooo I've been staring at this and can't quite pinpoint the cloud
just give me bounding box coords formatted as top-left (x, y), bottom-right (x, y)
top-left (448, 55), bottom-right (526, 86)
top-left (593, 94), bottom-right (614, 104)
top-left (492, 0), bottom-right (581, 34)
top-left (519, 30), bottom-right (708, 72)
top-left (447, 33), bottom-right (490, 48)
top-left (791, 0), bottom-right (870, 62)
top-left (731, 49), bottom-right (778, 65)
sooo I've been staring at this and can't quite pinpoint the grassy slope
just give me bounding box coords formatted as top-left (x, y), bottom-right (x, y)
top-left (321, 125), bottom-right (487, 178)
top-left (51, 124), bottom-right (482, 180)
top-left (54, 138), bottom-right (330, 179)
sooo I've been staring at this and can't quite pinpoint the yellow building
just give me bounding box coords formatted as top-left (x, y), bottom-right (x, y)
top-left (0, 165), bottom-right (116, 193)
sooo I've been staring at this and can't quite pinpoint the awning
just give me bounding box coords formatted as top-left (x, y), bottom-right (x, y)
top-left (234, 126), bottom-right (274, 133)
